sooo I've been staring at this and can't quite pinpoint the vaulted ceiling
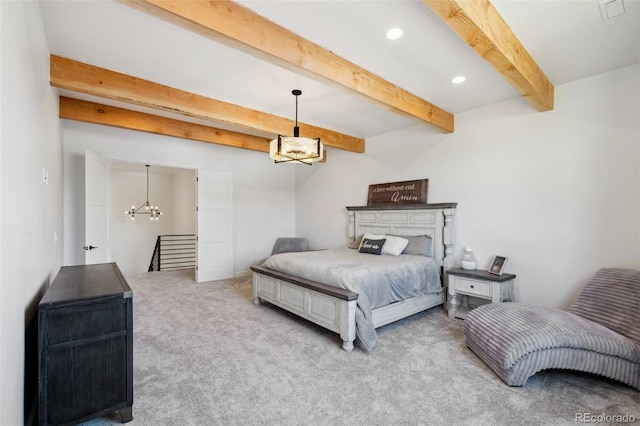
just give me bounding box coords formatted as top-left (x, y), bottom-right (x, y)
top-left (40, 0), bottom-right (640, 157)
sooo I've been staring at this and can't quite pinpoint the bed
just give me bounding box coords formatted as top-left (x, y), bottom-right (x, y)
top-left (250, 203), bottom-right (457, 351)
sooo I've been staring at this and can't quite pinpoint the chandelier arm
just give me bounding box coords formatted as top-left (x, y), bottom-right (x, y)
top-left (276, 151), bottom-right (321, 161)
top-left (275, 159), bottom-right (312, 165)
top-left (133, 203), bottom-right (149, 214)
top-left (274, 155), bottom-right (313, 165)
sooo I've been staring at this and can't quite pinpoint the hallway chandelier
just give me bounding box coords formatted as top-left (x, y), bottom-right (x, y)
top-left (125, 165), bottom-right (162, 220)
top-left (269, 89), bottom-right (323, 165)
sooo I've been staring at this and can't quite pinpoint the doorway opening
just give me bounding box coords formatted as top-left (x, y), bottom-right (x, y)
top-left (111, 160), bottom-right (196, 275)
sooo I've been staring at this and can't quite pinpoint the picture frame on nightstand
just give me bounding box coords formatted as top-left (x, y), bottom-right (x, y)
top-left (489, 255), bottom-right (508, 275)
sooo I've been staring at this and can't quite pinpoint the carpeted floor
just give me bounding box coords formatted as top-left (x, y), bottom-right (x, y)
top-left (84, 269), bottom-right (639, 425)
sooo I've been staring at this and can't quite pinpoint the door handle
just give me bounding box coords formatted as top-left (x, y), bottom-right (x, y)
top-left (83, 245), bottom-right (98, 251)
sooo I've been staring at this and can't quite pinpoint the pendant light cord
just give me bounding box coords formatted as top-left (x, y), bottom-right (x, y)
top-left (292, 89), bottom-right (302, 137)
top-left (146, 165), bottom-right (150, 205)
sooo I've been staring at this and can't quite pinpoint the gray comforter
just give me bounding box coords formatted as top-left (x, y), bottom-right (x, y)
top-left (261, 248), bottom-right (441, 351)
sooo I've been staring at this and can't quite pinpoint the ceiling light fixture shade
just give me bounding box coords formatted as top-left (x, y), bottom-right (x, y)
top-left (386, 28), bottom-right (403, 40)
top-left (125, 164), bottom-right (162, 220)
top-left (269, 89), bottom-right (323, 165)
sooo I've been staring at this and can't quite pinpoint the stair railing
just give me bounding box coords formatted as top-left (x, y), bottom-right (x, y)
top-left (148, 234), bottom-right (196, 272)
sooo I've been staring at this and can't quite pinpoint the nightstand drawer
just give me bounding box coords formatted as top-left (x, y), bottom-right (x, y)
top-left (454, 278), bottom-right (491, 297)
top-left (447, 268), bottom-right (516, 319)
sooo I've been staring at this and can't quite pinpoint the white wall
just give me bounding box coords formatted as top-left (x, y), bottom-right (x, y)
top-left (62, 121), bottom-right (296, 277)
top-left (173, 169), bottom-right (196, 234)
top-left (296, 64), bottom-right (640, 309)
top-left (0, 2), bottom-right (62, 424)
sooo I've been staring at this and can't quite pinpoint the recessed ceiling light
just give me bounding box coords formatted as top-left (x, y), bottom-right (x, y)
top-left (386, 28), bottom-right (403, 40)
top-left (452, 75), bottom-right (466, 84)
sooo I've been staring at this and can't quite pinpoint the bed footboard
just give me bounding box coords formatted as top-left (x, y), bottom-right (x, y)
top-left (251, 265), bottom-right (358, 351)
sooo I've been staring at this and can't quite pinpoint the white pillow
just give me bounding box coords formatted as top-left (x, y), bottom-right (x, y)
top-left (381, 235), bottom-right (409, 256)
top-left (358, 233), bottom-right (385, 250)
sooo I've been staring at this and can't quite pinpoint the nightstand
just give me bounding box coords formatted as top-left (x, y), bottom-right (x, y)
top-left (447, 268), bottom-right (515, 319)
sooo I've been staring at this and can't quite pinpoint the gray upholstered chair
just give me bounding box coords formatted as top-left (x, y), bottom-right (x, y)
top-left (463, 268), bottom-right (640, 390)
top-left (271, 237), bottom-right (309, 255)
top-left (255, 237), bottom-right (310, 266)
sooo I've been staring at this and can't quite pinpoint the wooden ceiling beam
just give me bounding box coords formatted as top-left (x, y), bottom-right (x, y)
top-left (50, 55), bottom-right (362, 153)
top-left (59, 97), bottom-right (271, 153)
top-left (119, 0), bottom-right (454, 133)
top-left (423, 0), bottom-right (554, 111)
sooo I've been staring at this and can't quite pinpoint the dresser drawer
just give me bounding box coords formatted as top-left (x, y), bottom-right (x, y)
top-left (46, 300), bottom-right (128, 345)
top-left (454, 277), bottom-right (491, 298)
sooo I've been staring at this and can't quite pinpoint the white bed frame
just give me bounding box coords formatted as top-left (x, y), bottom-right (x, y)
top-left (251, 203), bottom-right (457, 351)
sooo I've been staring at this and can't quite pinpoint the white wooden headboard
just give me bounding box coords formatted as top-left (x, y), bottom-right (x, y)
top-left (346, 203), bottom-right (457, 269)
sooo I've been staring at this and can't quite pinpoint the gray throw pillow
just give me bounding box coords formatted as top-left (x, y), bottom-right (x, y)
top-left (396, 235), bottom-right (433, 257)
top-left (349, 234), bottom-right (363, 249)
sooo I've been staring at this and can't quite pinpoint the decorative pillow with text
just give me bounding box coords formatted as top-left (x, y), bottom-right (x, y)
top-left (358, 238), bottom-right (386, 255)
top-left (358, 233), bottom-right (385, 250)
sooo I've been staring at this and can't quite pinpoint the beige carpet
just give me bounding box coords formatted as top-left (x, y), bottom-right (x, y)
top-left (83, 269), bottom-right (639, 425)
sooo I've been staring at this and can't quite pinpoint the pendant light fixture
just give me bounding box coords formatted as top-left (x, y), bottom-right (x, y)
top-left (269, 89), bottom-right (324, 165)
top-left (125, 165), bottom-right (162, 220)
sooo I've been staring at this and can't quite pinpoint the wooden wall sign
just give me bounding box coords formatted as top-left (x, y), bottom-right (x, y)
top-left (367, 179), bottom-right (428, 206)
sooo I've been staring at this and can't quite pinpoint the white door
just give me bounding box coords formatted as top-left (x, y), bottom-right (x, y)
top-left (85, 150), bottom-right (111, 264)
top-left (196, 170), bottom-right (233, 282)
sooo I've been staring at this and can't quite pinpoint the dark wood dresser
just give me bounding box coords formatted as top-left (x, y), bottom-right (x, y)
top-left (38, 263), bottom-right (133, 425)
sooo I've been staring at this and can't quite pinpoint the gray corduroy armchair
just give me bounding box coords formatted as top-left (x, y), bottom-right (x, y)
top-left (270, 237), bottom-right (309, 255)
top-left (255, 237), bottom-right (310, 266)
top-left (463, 268), bottom-right (640, 390)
